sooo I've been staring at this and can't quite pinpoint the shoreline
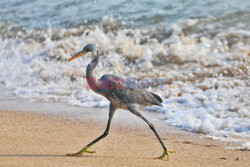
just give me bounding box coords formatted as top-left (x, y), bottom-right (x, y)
top-left (0, 109), bottom-right (249, 166)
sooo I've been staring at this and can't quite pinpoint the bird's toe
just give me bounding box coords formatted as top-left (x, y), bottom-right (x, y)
top-left (85, 150), bottom-right (96, 153)
top-left (66, 152), bottom-right (84, 157)
top-left (154, 149), bottom-right (174, 160)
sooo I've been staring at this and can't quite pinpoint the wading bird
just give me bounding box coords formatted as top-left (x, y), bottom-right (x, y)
top-left (67, 44), bottom-right (173, 160)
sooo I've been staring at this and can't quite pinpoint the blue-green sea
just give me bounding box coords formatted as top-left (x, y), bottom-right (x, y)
top-left (0, 0), bottom-right (249, 29)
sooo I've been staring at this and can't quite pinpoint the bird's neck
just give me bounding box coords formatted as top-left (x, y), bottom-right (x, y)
top-left (86, 51), bottom-right (100, 90)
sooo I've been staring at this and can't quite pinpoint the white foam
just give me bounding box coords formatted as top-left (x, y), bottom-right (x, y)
top-left (0, 18), bottom-right (249, 149)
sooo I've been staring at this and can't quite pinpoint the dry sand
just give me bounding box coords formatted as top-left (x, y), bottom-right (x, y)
top-left (0, 110), bottom-right (249, 167)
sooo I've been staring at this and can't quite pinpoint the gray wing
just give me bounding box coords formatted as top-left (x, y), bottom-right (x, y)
top-left (100, 74), bottom-right (163, 107)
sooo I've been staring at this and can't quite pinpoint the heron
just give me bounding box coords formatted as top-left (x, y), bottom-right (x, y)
top-left (66, 44), bottom-right (173, 160)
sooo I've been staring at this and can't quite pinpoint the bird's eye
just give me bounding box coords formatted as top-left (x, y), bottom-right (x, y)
top-left (86, 48), bottom-right (92, 52)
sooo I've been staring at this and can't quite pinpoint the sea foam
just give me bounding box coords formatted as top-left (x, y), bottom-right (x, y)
top-left (0, 17), bottom-right (249, 149)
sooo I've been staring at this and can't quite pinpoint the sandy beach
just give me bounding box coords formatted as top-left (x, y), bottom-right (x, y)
top-left (0, 109), bottom-right (249, 167)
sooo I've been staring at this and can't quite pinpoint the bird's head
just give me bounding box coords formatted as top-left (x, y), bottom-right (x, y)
top-left (67, 44), bottom-right (96, 62)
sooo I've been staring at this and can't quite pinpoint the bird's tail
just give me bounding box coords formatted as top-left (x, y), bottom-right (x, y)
top-left (150, 92), bottom-right (163, 107)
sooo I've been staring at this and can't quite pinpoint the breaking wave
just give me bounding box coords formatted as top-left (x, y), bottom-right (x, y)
top-left (0, 16), bottom-right (249, 149)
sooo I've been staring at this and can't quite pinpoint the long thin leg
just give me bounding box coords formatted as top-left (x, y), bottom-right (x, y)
top-left (126, 104), bottom-right (173, 160)
top-left (67, 103), bottom-right (116, 156)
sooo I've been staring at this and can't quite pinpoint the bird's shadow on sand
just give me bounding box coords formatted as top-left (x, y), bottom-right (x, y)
top-left (0, 154), bottom-right (165, 161)
top-left (0, 154), bottom-right (96, 158)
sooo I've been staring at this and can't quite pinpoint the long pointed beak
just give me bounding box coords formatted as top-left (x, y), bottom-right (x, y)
top-left (67, 51), bottom-right (86, 62)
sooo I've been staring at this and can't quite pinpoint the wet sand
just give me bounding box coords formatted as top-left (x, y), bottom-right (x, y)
top-left (0, 110), bottom-right (249, 167)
